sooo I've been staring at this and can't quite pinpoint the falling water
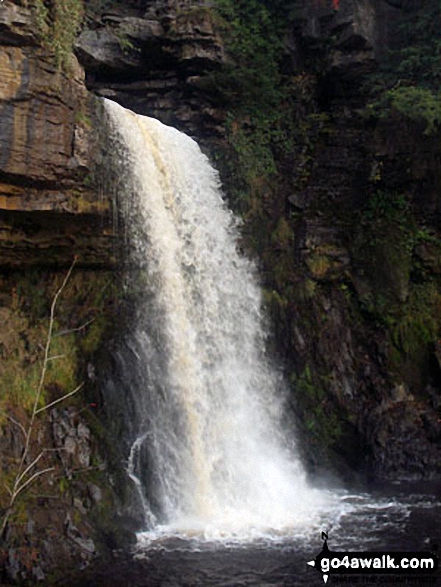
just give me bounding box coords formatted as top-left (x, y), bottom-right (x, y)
top-left (103, 99), bottom-right (327, 539)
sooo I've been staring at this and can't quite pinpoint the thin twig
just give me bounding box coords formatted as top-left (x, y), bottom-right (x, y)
top-left (0, 412), bottom-right (27, 439)
top-left (13, 467), bottom-right (56, 502)
top-left (35, 382), bottom-right (84, 415)
top-left (14, 452), bottom-right (45, 492)
top-left (53, 318), bottom-right (95, 337)
top-left (2, 467), bottom-right (56, 538)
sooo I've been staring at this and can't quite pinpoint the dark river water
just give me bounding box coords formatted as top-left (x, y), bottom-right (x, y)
top-left (67, 483), bottom-right (441, 587)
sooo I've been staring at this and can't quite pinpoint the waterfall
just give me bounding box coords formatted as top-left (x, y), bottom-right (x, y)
top-left (103, 99), bottom-right (326, 538)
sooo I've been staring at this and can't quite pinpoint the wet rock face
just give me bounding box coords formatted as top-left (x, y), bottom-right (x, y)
top-left (285, 0), bottom-right (441, 481)
top-left (0, 0), bottom-right (116, 268)
top-left (0, 1), bottom-right (91, 186)
top-left (0, 0), bottom-right (226, 271)
top-left (0, 49), bottom-right (84, 183)
top-left (295, 0), bottom-right (399, 92)
top-left (0, 1), bottom-right (36, 45)
top-left (75, 0), bottom-right (225, 137)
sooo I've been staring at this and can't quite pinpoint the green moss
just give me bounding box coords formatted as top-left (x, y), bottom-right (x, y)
top-left (389, 283), bottom-right (440, 361)
top-left (290, 279), bottom-right (317, 302)
top-left (263, 288), bottom-right (287, 311)
top-left (75, 110), bottom-right (92, 129)
top-left (351, 191), bottom-right (441, 385)
top-left (0, 308), bottom-right (46, 410)
top-left (205, 0), bottom-right (304, 214)
top-left (270, 217), bottom-right (294, 248)
top-left (292, 366), bottom-right (343, 448)
top-left (272, 257), bottom-right (296, 291)
top-left (352, 190), bottom-right (415, 314)
top-left (115, 29), bottom-right (139, 55)
top-left (306, 254), bottom-right (332, 279)
top-left (80, 316), bottom-right (107, 355)
top-left (45, 329), bottom-right (78, 392)
top-left (0, 270), bottom-right (121, 418)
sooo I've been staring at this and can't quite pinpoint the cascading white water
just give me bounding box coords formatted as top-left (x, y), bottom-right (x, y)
top-left (103, 99), bottom-right (327, 539)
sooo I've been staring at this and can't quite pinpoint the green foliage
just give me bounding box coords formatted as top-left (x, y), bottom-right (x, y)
top-left (292, 366), bottom-right (343, 447)
top-left (115, 29), bottom-right (139, 55)
top-left (75, 110), bottom-right (92, 129)
top-left (33, 0), bottom-right (50, 37)
top-left (32, 0), bottom-right (84, 71)
top-left (390, 283), bottom-right (440, 360)
top-left (363, 189), bottom-right (410, 231)
top-left (81, 315), bottom-right (107, 354)
top-left (350, 188), bottom-right (441, 382)
top-left (270, 217), bottom-right (294, 248)
top-left (306, 254), bottom-right (333, 280)
top-left (263, 288), bottom-right (287, 311)
top-left (210, 0), bottom-right (297, 190)
top-left (387, 87), bottom-right (441, 135)
top-left (369, 86), bottom-right (441, 135)
top-left (366, 0), bottom-right (441, 133)
top-left (352, 190), bottom-right (415, 317)
top-left (0, 270), bottom-right (119, 417)
top-left (0, 312), bottom-right (77, 411)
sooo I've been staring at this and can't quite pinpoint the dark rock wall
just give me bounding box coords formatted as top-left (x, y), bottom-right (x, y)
top-left (268, 0), bottom-right (441, 480)
top-left (76, 0), bottom-right (225, 138)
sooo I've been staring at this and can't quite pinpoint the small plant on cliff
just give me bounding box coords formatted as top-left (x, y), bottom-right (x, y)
top-left (32, 0), bottom-right (84, 71)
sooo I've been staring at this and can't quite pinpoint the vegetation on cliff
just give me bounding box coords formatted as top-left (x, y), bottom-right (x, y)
top-left (33, 0), bottom-right (84, 70)
top-left (367, 0), bottom-right (441, 133)
top-left (0, 266), bottom-right (131, 582)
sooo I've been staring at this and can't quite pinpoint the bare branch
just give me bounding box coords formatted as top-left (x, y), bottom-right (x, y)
top-left (53, 318), bottom-right (95, 337)
top-left (13, 452), bottom-right (45, 493)
top-left (3, 258), bottom-right (78, 540)
top-left (35, 382), bottom-right (84, 415)
top-left (0, 412), bottom-right (27, 439)
top-left (17, 258), bottom-right (77, 480)
top-left (12, 467), bottom-right (56, 503)
top-left (47, 354), bottom-right (66, 362)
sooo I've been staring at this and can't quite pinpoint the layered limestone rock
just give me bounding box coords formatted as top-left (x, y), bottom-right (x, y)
top-left (75, 0), bottom-right (225, 137)
top-left (0, 0), bottom-right (115, 268)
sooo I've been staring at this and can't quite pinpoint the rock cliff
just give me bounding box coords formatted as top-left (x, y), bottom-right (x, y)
top-left (75, 0), bottom-right (225, 137)
top-left (0, 2), bottom-right (130, 583)
top-left (0, 1), bottom-right (118, 269)
top-left (268, 0), bottom-right (441, 480)
top-left (0, 0), bottom-right (440, 582)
